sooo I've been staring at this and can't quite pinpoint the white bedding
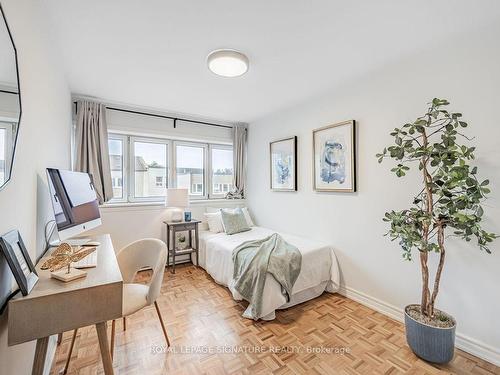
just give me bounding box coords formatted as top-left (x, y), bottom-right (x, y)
top-left (198, 226), bottom-right (340, 320)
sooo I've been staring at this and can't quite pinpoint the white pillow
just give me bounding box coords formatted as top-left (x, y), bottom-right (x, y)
top-left (204, 212), bottom-right (224, 233)
top-left (241, 207), bottom-right (255, 227)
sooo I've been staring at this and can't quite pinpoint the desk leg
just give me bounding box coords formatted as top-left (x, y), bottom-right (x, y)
top-left (32, 336), bottom-right (49, 375)
top-left (95, 322), bottom-right (114, 375)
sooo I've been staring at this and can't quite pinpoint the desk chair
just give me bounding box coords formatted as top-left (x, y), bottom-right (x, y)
top-left (63, 239), bottom-right (169, 374)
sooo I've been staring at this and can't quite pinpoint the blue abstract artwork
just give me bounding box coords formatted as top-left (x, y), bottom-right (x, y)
top-left (320, 138), bottom-right (346, 184)
top-left (314, 121), bottom-right (355, 192)
top-left (270, 137), bottom-right (296, 191)
top-left (276, 159), bottom-right (291, 184)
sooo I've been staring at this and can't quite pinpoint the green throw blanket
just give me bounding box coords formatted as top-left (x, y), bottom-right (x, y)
top-left (231, 233), bottom-right (302, 320)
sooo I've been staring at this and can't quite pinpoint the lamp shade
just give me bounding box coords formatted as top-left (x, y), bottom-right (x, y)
top-left (165, 188), bottom-right (189, 208)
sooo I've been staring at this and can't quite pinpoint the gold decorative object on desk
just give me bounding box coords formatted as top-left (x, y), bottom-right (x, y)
top-left (41, 242), bottom-right (96, 282)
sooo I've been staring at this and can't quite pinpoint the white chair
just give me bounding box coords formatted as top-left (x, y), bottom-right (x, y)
top-left (62, 238), bottom-right (169, 374)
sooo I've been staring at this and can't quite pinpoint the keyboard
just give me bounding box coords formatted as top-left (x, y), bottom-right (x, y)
top-left (73, 249), bottom-right (98, 268)
top-left (66, 238), bottom-right (91, 246)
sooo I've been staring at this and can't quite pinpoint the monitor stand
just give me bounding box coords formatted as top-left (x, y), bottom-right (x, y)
top-left (49, 238), bottom-right (91, 247)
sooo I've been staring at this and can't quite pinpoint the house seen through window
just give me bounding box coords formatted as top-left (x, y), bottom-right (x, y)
top-left (211, 146), bottom-right (233, 197)
top-left (176, 144), bottom-right (205, 196)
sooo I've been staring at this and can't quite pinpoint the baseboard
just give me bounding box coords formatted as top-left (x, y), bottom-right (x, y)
top-left (338, 285), bottom-right (500, 366)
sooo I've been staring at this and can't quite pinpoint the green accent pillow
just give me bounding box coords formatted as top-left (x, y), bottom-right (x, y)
top-left (220, 208), bottom-right (251, 235)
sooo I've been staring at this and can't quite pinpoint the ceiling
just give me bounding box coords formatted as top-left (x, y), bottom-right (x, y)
top-left (43, 0), bottom-right (500, 123)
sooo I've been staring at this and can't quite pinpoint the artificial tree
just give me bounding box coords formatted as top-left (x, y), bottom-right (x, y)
top-left (376, 98), bottom-right (496, 319)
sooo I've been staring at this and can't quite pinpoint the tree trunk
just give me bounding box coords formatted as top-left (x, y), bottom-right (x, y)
top-left (429, 224), bottom-right (446, 317)
top-left (419, 123), bottom-right (434, 317)
top-left (419, 250), bottom-right (431, 315)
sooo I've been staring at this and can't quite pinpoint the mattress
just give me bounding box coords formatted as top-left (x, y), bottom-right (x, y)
top-left (198, 226), bottom-right (340, 320)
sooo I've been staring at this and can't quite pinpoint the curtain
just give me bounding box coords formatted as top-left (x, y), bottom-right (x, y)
top-left (74, 100), bottom-right (113, 204)
top-left (227, 124), bottom-right (247, 199)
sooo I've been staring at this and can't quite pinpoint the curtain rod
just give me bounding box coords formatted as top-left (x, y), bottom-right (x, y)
top-left (73, 101), bottom-right (233, 130)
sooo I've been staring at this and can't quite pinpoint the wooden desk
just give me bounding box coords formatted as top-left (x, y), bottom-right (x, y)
top-left (8, 234), bottom-right (123, 375)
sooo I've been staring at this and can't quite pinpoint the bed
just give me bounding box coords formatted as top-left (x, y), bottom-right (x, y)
top-left (197, 226), bottom-right (340, 320)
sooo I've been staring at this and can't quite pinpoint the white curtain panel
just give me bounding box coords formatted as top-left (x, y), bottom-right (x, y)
top-left (227, 124), bottom-right (247, 199)
top-left (74, 100), bottom-right (113, 204)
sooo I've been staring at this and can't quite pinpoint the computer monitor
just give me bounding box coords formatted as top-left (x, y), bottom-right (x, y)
top-left (46, 168), bottom-right (101, 242)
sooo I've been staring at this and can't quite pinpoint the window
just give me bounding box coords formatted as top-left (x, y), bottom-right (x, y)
top-left (108, 137), bottom-right (125, 200)
top-left (191, 183), bottom-right (203, 193)
top-left (131, 138), bottom-right (168, 200)
top-left (211, 145), bottom-right (233, 198)
top-left (175, 143), bottom-right (206, 199)
top-left (112, 177), bottom-right (122, 187)
top-left (106, 133), bottom-right (233, 204)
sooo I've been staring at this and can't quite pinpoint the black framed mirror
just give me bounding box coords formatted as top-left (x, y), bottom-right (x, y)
top-left (0, 4), bottom-right (21, 190)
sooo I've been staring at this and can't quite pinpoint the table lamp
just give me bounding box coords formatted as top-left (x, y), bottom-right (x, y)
top-left (165, 188), bottom-right (189, 222)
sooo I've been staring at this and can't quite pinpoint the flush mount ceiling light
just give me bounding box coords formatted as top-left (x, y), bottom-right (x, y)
top-left (207, 49), bottom-right (249, 77)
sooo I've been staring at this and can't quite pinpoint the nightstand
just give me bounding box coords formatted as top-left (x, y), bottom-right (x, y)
top-left (163, 220), bottom-right (200, 274)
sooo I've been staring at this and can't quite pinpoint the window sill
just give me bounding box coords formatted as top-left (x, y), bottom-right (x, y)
top-left (100, 198), bottom-right (246, 211)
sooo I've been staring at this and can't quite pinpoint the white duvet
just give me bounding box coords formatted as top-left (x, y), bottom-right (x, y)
top-left (198, 226), bottom-right (340, 320)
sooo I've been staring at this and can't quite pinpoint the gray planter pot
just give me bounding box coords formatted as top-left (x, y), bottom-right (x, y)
top-left (404, 304), bottom-right (456, 364)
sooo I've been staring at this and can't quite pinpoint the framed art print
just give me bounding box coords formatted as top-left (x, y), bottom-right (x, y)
top-left (270, 136), bottom-right (297, 191)
top-left (313, 120), bottom-right (356, 192)
top-left (0, 230), bottom-right (38, 296)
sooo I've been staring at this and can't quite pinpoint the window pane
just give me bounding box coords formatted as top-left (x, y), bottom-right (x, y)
top-left (134, 141), bottom-right (167, 198)
top-left (212, 148), bottom-right (233, 196)
top-left (108, 138), bottom-right (124, 199)
top-left (176, 145), bottom-right (204, 196)
top-left (0, 128), bottom-right (5, 184)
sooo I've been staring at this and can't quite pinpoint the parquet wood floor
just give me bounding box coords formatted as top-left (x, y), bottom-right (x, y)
top-left (50, 265), bottom-right (499, 375)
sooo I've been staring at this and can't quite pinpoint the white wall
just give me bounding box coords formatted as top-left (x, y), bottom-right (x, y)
top-left (0, 1), bottom-right (72, 374)
top-left (247, 22), bottom-right (500, 364)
